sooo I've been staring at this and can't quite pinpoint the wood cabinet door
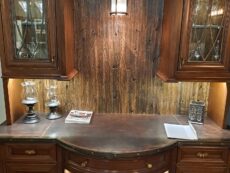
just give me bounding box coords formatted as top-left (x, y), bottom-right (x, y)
top-left (6, 164), bottom-right (57, 173)
top-left (157, 0), bottom-right (230, 81)
top-left (177, 0), bottom-right (230, 81)
top-left (0, 0), bottom-right (58, 78)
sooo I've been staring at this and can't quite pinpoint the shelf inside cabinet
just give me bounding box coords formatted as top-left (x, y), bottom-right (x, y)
top-left (192, 24), bottom-right (223, 29)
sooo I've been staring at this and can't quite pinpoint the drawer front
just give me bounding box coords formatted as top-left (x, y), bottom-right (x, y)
top-left (176, 166), bottom-right (227, 173)
top-left (5, 143), bottom-right (56, 163)
top-left (177, 146), bottom-right (228, 166)
top-left (65, 151), bottom-right (172, 173)
top-left (6, 163), bottom-right (57, 173)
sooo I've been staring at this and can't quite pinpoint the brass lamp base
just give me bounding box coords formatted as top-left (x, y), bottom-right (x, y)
top-left (23, 104), bottom-right (40, 124)
top-left (46, 106), bottom-right (62, 120)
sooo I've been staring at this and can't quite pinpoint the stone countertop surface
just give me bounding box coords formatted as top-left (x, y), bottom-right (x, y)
top-left (0, 113), bottom-right (230, 158)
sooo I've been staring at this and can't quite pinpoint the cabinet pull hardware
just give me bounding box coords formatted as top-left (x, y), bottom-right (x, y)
top-left (203, 152), bottom-right (208, 158)
top-left (196, 152), bottom-right (208, 158)
top-left (146, 163), bottom-right (153, 169)
top-left (51, 56), bottom-right (55, 62)
top-left (24, 150), bottom-right (36, 155)
top-left (80, 161), bottom-right (88, 167)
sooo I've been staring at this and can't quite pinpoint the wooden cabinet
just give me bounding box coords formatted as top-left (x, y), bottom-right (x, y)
top-left (157, 0), bottom-right (230, 82)
top-left (4, 142), bottom-right (57, 173)
top-left (176, 146), bottom-right (229, 173)
top-left (64, 148), bottom-right (176, 173)
top-left (0, 0), bottom-right (76, 80)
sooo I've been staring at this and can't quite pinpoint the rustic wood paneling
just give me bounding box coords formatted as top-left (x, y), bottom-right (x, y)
top-left (29, 0), bottom-right (210, 116)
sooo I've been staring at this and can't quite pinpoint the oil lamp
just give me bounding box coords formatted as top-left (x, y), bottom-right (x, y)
top-left (45, 82), bottom-right (61, 120)
top-left (21, 81), bottom-right (39, 124)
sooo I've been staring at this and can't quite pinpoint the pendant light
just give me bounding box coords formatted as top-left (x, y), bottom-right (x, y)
top-left (110, 0), bottom-right (128, 15)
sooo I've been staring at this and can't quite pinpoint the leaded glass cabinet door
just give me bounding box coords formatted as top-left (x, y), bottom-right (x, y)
top-left (178, 0), bottom-right (230, 79)
top-left (0, 0), bottom-right (58, 78)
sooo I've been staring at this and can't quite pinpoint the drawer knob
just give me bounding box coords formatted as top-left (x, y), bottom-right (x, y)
top-left (24, 150), bottom-right (36, 155)
top-left (147, 163), bottom-right (153, 169)
top-left (80, 161), bottom-right (88, 167)
top-left (196, 152), bottom-right (208, 158)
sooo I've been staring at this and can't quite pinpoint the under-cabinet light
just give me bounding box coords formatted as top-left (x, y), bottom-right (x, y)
top-left (110, 0), bottom-right (127, 15)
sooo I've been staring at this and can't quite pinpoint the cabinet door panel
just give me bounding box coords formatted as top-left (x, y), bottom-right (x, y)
top-left (6, 164), bottom-right (57, 173)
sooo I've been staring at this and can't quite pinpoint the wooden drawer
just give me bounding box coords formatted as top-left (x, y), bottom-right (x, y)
top-left (5, 143), bottom-right (56, 163)
top-left (65, 150), bottom-right (173, 173)
top-left (177, 146), bottom-right (228, 166)
top-left (176, 166), bottom-right (227, 173)
top-left (6, 163), bottom-right (57, 173)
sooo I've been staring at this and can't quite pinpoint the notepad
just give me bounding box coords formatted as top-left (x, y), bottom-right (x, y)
top-left (164, 122), bottom-right (198, 140)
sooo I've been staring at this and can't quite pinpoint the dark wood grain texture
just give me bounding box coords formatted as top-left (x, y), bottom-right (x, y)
top-left (74, 0), bottom-right (164, 113)
top-left (31, 0), bottom-right (210, 116)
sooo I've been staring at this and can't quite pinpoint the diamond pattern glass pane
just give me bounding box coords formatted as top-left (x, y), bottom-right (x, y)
top-left (189, 0), bottom-right (225, 62)
top-left (12, 0), bottom-right (48, 59)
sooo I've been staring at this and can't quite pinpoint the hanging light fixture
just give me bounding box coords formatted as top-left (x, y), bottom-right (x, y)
top-left (110, 0), bottom-right (128, 15)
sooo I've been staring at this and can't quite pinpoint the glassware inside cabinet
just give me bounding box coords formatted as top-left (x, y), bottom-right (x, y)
top-left (12, 0), bottom-right (48, 59)
top-left (188, 0), bottom-right (225, 62)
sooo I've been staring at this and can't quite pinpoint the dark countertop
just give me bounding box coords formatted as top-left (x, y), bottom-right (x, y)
top-left (0, 113), bottom-right (230, 158)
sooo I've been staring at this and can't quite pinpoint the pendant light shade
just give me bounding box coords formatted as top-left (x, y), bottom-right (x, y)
top-left (110, 0), bottom-right (127, 15)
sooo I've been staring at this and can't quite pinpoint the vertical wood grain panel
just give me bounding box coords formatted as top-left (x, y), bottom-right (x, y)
top-left (32, 0), bottom-right (210, 116)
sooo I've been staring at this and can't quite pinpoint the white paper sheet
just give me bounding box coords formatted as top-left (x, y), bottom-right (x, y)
top-left (164, 122), bottom-right (198, 140)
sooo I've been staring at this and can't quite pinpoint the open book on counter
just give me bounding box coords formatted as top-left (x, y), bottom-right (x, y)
top-left (65, 110), bottom-right (93, 124)
top-left (164, 122), bottom-right (198, 140)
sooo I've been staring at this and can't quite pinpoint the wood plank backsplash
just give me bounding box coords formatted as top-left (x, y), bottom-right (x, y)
top-left (31, 0), bottom-right (210, 115)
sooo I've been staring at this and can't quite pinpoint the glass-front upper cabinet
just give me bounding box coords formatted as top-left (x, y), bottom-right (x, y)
top-left (157, 0), bottom-right (230, 81)
top-left (0, 0), bottom-right (76, 80)
top-left (188, 0), bottom-right (224, 62)
top-left (13, 0), bottom-right (48, 60)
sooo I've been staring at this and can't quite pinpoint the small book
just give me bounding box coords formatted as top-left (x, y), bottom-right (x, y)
top-left (164, 122), bottom-right (198, 140)
top-left (65, 110), bottom-right (93, 124)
